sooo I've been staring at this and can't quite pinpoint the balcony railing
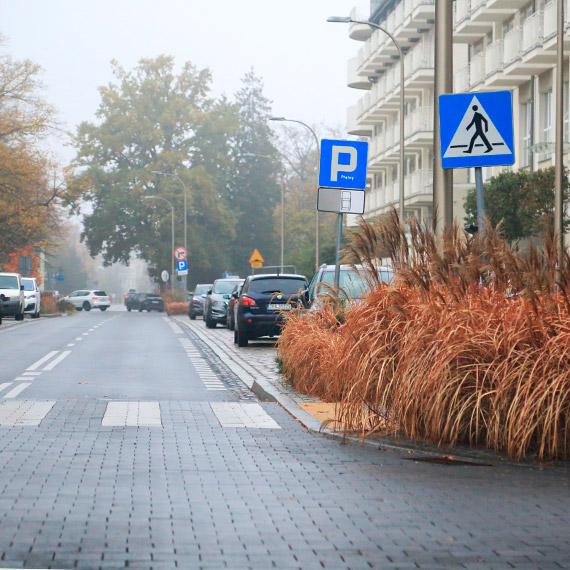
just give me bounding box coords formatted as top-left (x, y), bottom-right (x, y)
top-left (405, 43), bottom-right (434, 77)
top-left (504, 27), bottom-right (522, 65)
top-left (485, 40), bottom-right (503, 77)
top-left (470, 52), bottom-right (485, 86)
top-left (405, 106), bottom-right (434, 137)
top-left (522, 11), bottom-right (543, 53)
top-left (455, 0), bottom-right (471, 24)
top-left (544, 1), bottom-right (557, 38)
top-left (454, 64), bottom-right (470, 92)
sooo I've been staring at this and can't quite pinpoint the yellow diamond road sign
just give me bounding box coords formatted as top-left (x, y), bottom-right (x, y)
top-left (249, 249), bottom-right (264, 264)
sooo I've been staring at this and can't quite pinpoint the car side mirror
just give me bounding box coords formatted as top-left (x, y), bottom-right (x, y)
top-left (232, 291), bottom-right (239, 299)
top-left (207, 289), bottom-right (212, 295)
top-left (223, 294), bottom-right (230, 300)
top-left (201, 294), bottom-right (207, 298)
top-left (301, 289), bottom-right (310, 306)
top-left (20, 285), bottom-right (24, 291)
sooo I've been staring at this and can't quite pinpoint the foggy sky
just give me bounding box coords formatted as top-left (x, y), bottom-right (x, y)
top-left (1, 0), bottom-right (364, 161)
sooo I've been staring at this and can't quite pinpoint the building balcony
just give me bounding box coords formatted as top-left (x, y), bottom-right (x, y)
top-left (405, 106), bottom-right (433, 147)
top-left (404, 168), bottom-right (434, 198)
top-left (401, 0), bottom-right (436, 35)
top-left (348, 57), bottom-right (372, 90)
top-left (469, 51), bottom-right (486, 87)
top-left (404, 42), bottom-right (434, 86)
top-left (485, 40), bottom-right (503, 79)
top-left (347, 105), bottom-right (373, 137)
top-left (454, 0), bottom-right (493, 42)
top-left (486, 0), bottom-right (535, 11)
top-left (348, 6), bottom-right (373, 41)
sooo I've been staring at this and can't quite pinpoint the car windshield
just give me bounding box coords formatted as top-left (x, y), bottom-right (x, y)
top-left (213, 280), bottom-right (241, 294)
top-left (94, 290), bottom-right (107, 296)
top-left (194, 285), bottom-right (210, 295)
top-left (147, 295), bottom-right (161, 299)
top-left (248, 278), bottom-right (306, 295)
top-left (0, 275), bottom-right (18, 289)
top-left (22, 280), bottom-right (35, 291)
top-left (318, 269), bottom-right (393, 298)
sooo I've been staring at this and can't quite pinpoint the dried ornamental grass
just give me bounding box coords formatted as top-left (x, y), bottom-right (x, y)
top-left (278, 212), bottom-right (570, 460)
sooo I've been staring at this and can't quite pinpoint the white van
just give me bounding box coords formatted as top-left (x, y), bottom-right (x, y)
top-left (0, 273), bottom-right (25, 320)
top-left (22, 277), bottom-right (41, 318)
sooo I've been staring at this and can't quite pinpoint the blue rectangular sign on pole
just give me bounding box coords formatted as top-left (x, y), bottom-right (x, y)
top-left (319, 139), bottom-right (368, 189)
top-left (176, 259), bottom-right (188, 274)
top-left (439, 91), bottom-right (514, 169)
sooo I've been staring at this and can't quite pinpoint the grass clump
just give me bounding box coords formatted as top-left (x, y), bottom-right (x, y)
top-left (278, 211), bottom-right (570, 460)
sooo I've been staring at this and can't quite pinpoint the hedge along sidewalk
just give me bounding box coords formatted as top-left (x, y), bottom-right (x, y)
top-left (173, 316), bottom-right (570, 469)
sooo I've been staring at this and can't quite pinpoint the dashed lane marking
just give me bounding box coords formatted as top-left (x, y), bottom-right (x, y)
top-left (42, 350), bottom-right (71, 371)
top-left (27, 351), bottom-right (59, 371)
top-left (210, 403), bottom-right (281, 429)
top-left (179, 338), bottom-right (226, 391)
top-left (0, 400), bottom-right (56, 426)
top-left (4, 383), bottom-right (31, 399)
top-left (21, 372), bottom-right (40, 377)
top-left (102, 401), bottom-right (162, 427)
top-left (0, 383), bottom-right (12, 393)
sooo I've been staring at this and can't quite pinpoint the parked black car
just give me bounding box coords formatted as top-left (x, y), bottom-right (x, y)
top-left (225, 282), bottom-right (244, 331)
top-left (138, 293), bottom-right (164, 312)
top-left (204, 278), bottom-right (244, 328)
top-left (188, 284), bottom-right (212, 320)
top-left (234, 274), bottom-right (308, 347)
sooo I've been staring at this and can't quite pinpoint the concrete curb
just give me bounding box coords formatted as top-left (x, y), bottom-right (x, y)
top-left (173, 316), bottom-right (569, 470)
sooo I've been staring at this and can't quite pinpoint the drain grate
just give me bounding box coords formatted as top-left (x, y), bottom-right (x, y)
top-left (404, 456), bottom-right (493, 466)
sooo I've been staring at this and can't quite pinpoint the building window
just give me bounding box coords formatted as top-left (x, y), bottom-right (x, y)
top-left (542, 89), bottom-right (552, 143)
top-left (522, 100), bottom-right (532, 167)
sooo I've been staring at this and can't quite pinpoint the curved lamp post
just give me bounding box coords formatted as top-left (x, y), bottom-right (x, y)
top-left (152, 171), bottom-right (189, 295)
top-left (142, 195), bottom-right (175, 290)
top-left (243, 153), bottom-right (285, 269)
top-left (328, 16), bottom-right (405, 221)
top-left (269, 117), bottom-right (321, 270)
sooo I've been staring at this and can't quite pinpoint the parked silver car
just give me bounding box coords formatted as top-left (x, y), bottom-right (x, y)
top-left (188, 284), bottom-right (212, 320)
top-left (204, 278), bottom-right (244, 328)
top-left (0, 272), bottom-right (25, 320)
top-left (22, 277), bottom-right (41, 318)
top-left (66, 290), bottom-right (111, 312)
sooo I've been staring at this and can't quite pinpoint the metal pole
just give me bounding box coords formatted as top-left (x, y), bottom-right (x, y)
top-left (334, 213), bottom-right (343, 288)
top-left (475, 167), bottom-right (485, 234)
top-left (555, 0), bottom-right (565, 258)
top-left (170, 206), bottom-right (175, 291)
top-left (433, 0), bottom-right (454, 235)
top-left (280, 176), bottom-right (285, 269)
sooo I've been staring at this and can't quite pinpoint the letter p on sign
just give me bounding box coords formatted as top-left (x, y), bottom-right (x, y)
top-left (330, 146), bottom-right (357, 182)
top-left (319, 139), bottom-right (368, 190)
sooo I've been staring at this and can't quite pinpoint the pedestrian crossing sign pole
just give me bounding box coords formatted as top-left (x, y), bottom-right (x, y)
top-left (439, 91), bottom-right (514, 233)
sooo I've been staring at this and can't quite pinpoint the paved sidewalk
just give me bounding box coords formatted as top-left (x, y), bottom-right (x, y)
top-left (175, 317), bottom-right (322, 430)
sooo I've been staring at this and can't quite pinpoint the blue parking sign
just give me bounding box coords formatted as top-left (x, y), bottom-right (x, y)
top-left (319, 139), bottom-right (368, 190)
top-left (176, 259), bottom-right (188, 272)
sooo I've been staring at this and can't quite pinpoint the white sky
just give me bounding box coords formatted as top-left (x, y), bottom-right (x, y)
top-left (1, 0), bottom-right (365, 162)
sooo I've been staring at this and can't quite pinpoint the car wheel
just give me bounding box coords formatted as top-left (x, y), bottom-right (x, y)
top-left (83, 302), bottom-right (91, 312)
top-left (138, 307), bottom-right (143, 312)
top-left (15, 307), bottom-right (24, 321)
top-left (236, 329), bottom-right (249, 347)
top-left (32, 310), bottom-right (40, 319)
top-left (100, 307), bottom-right (107, 311)
top-left (205, 313), bottom-right (215, 328)
top-left (228, 318), bottom-right (234, 331)
top-left (234, 329), bottom-right (238, 344)
top-left (76, 307), bottom-right (82, 312)
top-left (127, 307), bottom-right (131, 312)
top-left (159, 309), bottom-right (164, 313)
top-left (189, 312), bottom-right (196, 320)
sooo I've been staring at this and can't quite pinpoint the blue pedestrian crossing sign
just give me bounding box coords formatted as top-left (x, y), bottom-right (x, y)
top-left (319, 139), bottom-right (368, 190)
top-left (439, 91), bottom-right (514, 169)
top-left (176, 259), bottom-right (188, 275)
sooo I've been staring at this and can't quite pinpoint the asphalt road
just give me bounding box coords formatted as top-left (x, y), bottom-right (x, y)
top-left (0, 308), bottom-right (568, 570)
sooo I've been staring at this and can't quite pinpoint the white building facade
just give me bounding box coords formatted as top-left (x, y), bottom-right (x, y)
top-left (346, 0), bottom-right (570, 225)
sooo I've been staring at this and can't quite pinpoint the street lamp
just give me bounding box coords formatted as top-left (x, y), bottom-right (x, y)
top-left (142, 195), bottom-right (175, 290)
top-left (243, 153), bottom-right (286, 269)
top-left (269, 117), bottom-right (321, 270)
top-left (152, 171), bottom-right (189, 294)
top-left (327, 16), bottom-right (406, 221)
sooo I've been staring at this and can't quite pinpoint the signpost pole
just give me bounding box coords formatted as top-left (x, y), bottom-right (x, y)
top-left (475, 167), bottom-right (485, 234)
top-left (555, 0), bottom-right (565, 259)
top-left (334, 213), bottom-right (343, 289)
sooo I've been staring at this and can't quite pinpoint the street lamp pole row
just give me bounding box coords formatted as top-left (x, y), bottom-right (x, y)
top-left (269, 117), bottom-right (322, 270)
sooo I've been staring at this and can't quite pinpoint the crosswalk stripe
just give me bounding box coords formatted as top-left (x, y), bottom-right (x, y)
top-left (102, 401), bottom-right (162, 427)
top-left (211, 403), bottom-right (281, 429)
top-left (42, 351), bottom-right (71, 371)
top-left (0, 383), bottom-right (12, 393)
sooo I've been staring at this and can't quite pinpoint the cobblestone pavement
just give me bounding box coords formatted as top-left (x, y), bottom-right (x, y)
top-left (0, 311), bottom-right (568, 569)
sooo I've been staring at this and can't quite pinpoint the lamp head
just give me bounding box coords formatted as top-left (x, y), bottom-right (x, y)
top-left (327, 16), bottom-right (352, 23)
top-left (269, 117), bottom-right (286, 121)
top-left (151, 171), bottom-right (164, 176)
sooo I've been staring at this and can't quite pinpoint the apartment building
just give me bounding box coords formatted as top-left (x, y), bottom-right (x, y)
top-left (346, 0), bottom-right (570, 225)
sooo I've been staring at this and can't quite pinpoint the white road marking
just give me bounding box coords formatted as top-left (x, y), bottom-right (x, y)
top-left (75, 337), bottom-right (82, 341)
top-left (67, 343), bottom-right (75, 347)
top-left (178, 338), bottom-right (226, 391)
top-left (82, 333), bottom-right (89, 336)
top-left (27, 351), bottom-right (59, 371)
top-left (0, 383), bottom-right (12, 393)
top-left (14, 377), bottom-right (32, 381)
top-left (21, 372), bottom-right (40, 377)
top-left (102, 401), bottom-right (162, 427)
top-left (0, 400), bottom-right (56, 426)
top-left (210, 403), bottom-right (281, 429)
top-left (42, 350), bottom-right (71, 371)
top-left (4, 383), bottom-right (31, 399)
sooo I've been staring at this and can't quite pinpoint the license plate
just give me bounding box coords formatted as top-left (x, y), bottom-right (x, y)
top-left (268, 303), bottom-right (291, 311)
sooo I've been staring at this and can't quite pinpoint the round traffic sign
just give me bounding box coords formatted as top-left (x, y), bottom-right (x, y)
top-left (173, 247), bottom-right (187, 261)
top-left (161, 270), bottom-right (170, 283)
